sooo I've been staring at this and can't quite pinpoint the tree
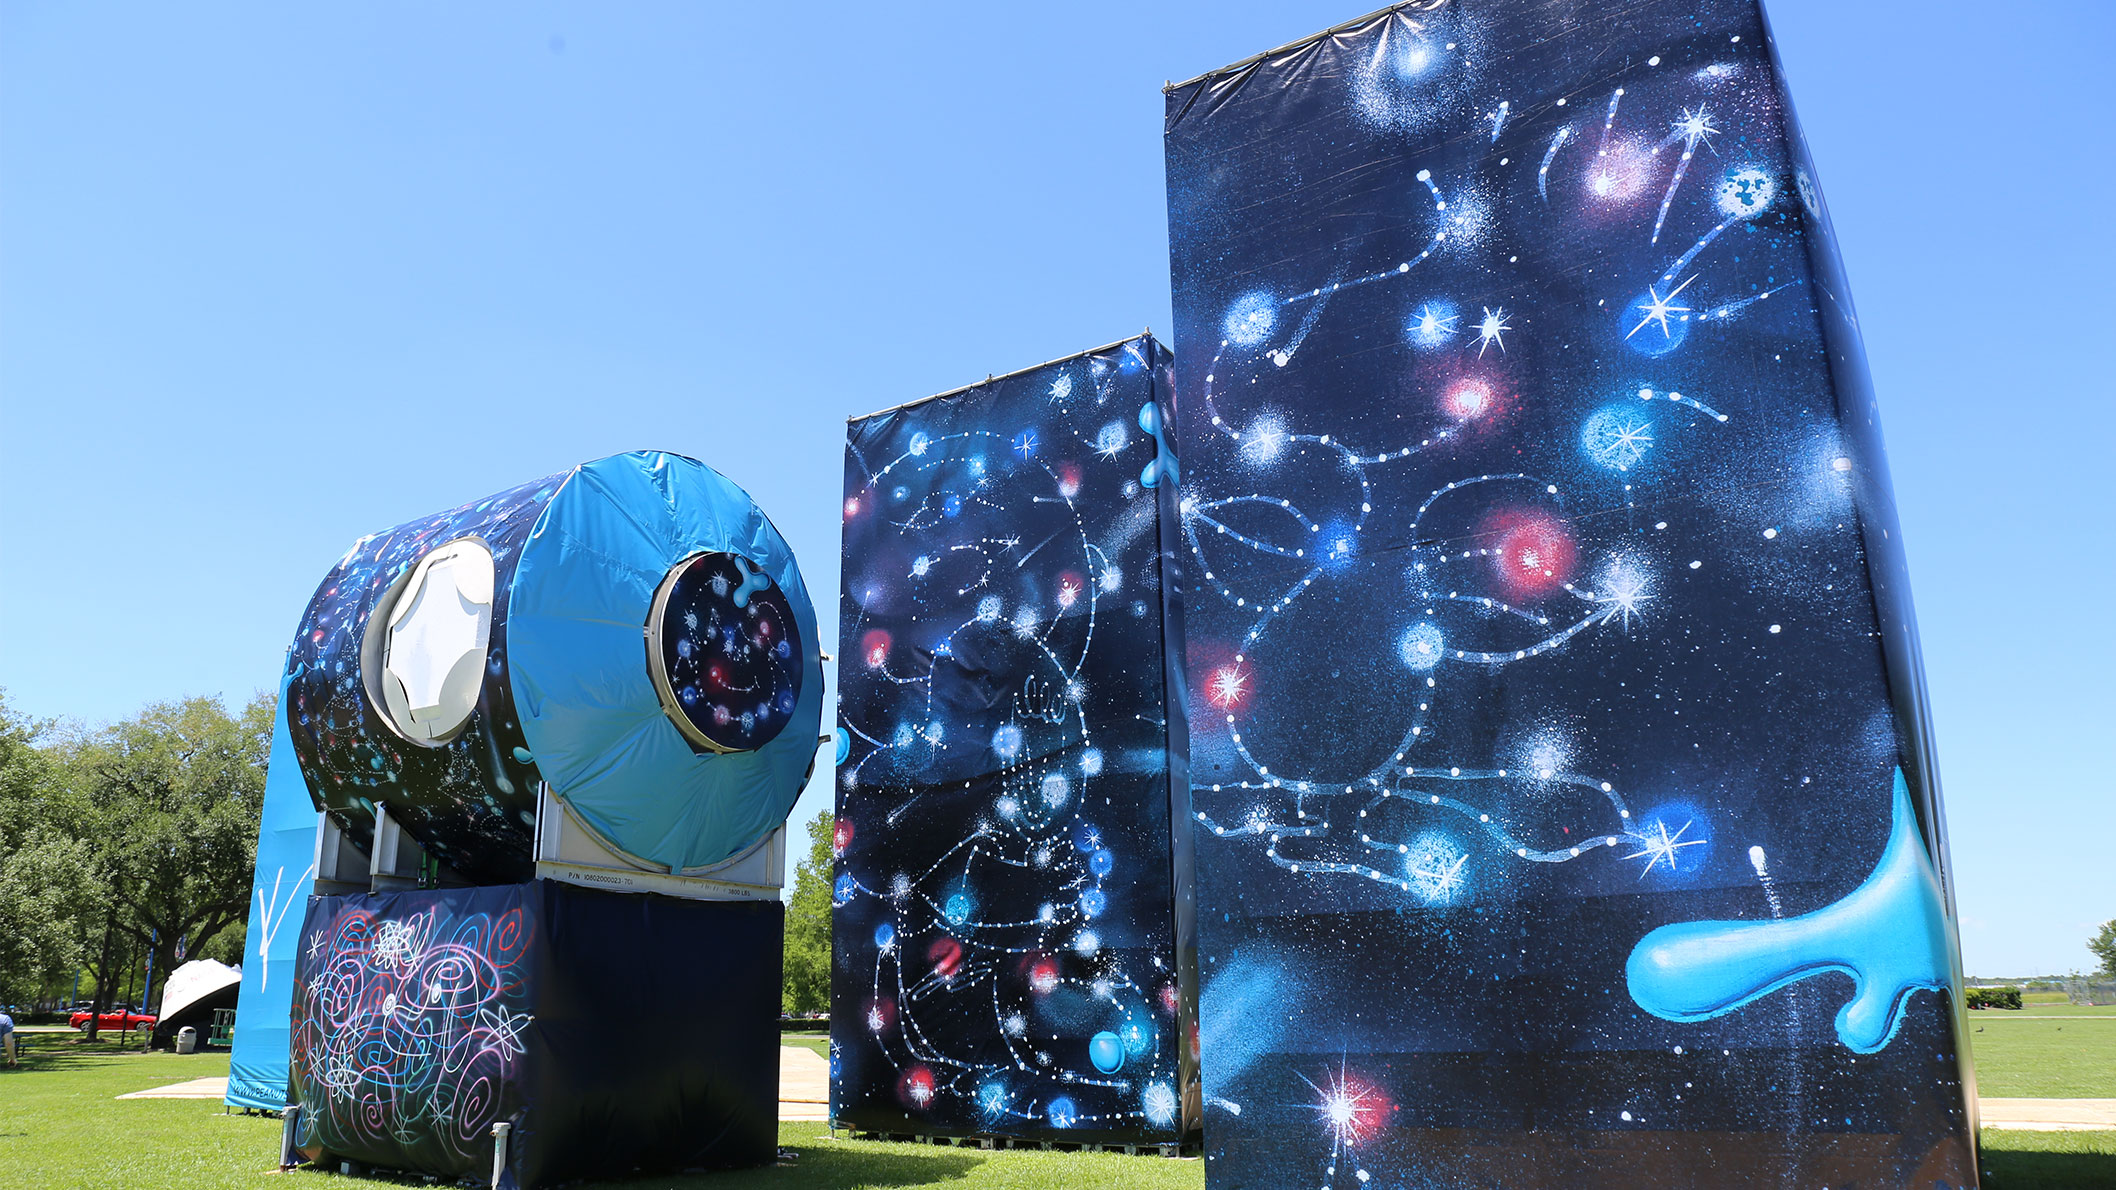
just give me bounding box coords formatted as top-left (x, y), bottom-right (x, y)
top-left (2091, 920), bottom-right (2116, 978)
top-left (59, 692), bottom-right (273, 1014)
top-left (0, 832), bottom-right (101, 1006)
top-left (782, 810), bottom-right (834, 1015)
top-left (0, 690), bottom-right (102, 1007)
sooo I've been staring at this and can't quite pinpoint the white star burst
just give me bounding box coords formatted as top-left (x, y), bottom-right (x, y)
top-left (1672, 105), bottom-right (1718, 151)
top-left (1475, 306), bottom-right (1511, 356)
top-left (1627, 275), bottom-right (1697, 341)
top-left (1413, 302), bottom-right (1458, 341)
top-left (1296, 1059), bottom-right (1385, 1149)
top-left (1623, 818), bottom-right (1705, 878)
top-left (1594, 561), bottom-right (1653, 630)
top-left (1408, 851), bottom-right (1468, 901)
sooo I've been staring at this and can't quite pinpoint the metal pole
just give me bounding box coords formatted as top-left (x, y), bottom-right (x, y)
top-left (490, 1121), bottom-right (511, 1189)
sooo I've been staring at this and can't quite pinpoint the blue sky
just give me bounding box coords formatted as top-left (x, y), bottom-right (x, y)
top-left (3, 1), bottom-right (2108, 977)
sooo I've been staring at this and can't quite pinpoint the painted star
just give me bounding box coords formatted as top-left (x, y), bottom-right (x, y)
top-left (1595, 566), bottom-right (1652, 630)
top-left (1475, 306), bottom-right (1511, 356)
top-left (1409, 851), bottom-right (1469, 901)
top-left (1412, 302), bottom-right (1459, 340)
top-left (1627, 275), bottom-right (1697, 341)
top-left (1672, 105), bottom-right (1718, 151)
top-left (1623, 818), bottom-right (1705, 878)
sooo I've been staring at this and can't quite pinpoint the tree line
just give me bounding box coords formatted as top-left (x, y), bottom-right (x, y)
top-left (0, 689), bottom-right (270, 1033)
top-left (0, 686), bottom-right (840, 1028)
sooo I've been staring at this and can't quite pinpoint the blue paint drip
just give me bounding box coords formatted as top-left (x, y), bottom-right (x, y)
top-left (1138, 402), bottom-right (1179, 489)
top-left (1625, 770), bottom-right (1953, 1053)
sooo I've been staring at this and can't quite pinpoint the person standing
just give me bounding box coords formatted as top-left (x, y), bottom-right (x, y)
top-left (0, 1010), bottom-right (17, 1067)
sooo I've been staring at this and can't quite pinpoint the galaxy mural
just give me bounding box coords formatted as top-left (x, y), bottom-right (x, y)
top-left (287, 475), bottom-right (560, 885)
top-left (1164, 2), bottom-right (1972, 1186)
top-left (833, 337), bottom-right (1199, 1144)
top-left (291, 885), bottom-right (537, 1180)
top-left (289, 882), bottom-right (783, 1187)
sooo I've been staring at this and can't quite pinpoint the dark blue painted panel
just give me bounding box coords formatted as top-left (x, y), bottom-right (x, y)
top-left (1164, 4), bottom-right (1973, 1186)
top-left (832, 337), bottom-right (1197, 1142)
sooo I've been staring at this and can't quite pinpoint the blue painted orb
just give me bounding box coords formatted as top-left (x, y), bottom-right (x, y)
top-left (1087, 1032), bottom-right (1124, 1074)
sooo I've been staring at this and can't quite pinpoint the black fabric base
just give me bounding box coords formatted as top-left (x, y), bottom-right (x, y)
top-left (290, 880), bottom-right (781, 1188)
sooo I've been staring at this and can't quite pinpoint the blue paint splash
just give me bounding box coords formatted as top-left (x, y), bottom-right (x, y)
top-left (1138, 402), bottom-right (1179, 490)
top-left (730, 556), bottom-right (771, 608)
top-left (1625, 770), bottom-right (1953, 1054)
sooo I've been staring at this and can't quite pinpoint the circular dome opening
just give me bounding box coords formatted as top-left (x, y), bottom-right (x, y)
top-left (647, 551), bottom-right (805, 754)
top-left (361, 537), bottom-right (496, 745)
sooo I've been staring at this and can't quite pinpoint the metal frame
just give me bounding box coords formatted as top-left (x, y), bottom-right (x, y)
top-left (532, 783), bottom-right (787, 901)
top-left (642, 550), bottom-right (747, 755)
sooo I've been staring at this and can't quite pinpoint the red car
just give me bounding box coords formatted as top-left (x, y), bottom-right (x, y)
top-left (69, 1008), bottom-right (157, 1032)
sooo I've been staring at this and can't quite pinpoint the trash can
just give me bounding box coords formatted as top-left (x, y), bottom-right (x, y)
top-left (176, 1026), bottom-right (198, 1055)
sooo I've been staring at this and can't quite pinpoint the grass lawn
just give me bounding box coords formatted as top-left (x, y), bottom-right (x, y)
top-left (0, 1041), bottom-right (1202, 1190)
top-left (782, 1030), bottom-right (829, 1059)
top-left (1980, 1130), bottom-right (2116, 1190)
top-left (1968, 1008), bottom-right (2116, 1098)
top-left (3, 1033), bottom-right (2111, 1189)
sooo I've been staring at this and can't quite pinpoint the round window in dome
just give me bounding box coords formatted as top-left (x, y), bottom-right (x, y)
top-left (364, 537), bottom-right (496, 745)
top-left (647, 552), bottom-right (804, 753)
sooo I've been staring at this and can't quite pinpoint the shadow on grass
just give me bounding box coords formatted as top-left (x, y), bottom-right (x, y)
top-left (556, 1143), bottom-right (986, 1190)
top-left (9, 1047), bottom-right (146, 1075)
top-left (1982, 1146), bottom-right (2116, 1190)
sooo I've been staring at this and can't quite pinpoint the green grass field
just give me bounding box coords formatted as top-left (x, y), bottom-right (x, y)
top-left (783, 1030), bottom-right (829, 1059)
top-left (1969, 1005), bottom-right (2116, 1098)
top-left (0, 1042), bottom-right (1201, 1190)
top-left (1, 1030), bottom-right (2110, 1189)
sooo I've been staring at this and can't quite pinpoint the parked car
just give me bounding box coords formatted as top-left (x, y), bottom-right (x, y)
top-left (68, 1008), bottom-right (157, 1032)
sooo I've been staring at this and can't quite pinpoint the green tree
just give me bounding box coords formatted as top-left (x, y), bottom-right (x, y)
top-left (0, 690), bottom-right (103, 1007)
top-left (2091, 920), bottom-right (2116, 978)
top-left (0, 832), bottom-right (102, 1006)
top-left (782, 810), bottom-right (834, 1015)
top-left (59, 692), bottom-right (273, 1014)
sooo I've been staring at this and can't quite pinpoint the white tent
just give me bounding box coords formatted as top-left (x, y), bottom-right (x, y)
top-left (158, 958), bottom-right (241, 1023)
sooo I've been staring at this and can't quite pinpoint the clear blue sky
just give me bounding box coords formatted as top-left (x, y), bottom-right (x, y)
top-left (3, 2), bottom-right (2108, 977)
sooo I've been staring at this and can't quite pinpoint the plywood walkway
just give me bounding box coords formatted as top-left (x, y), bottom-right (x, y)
top-left (117, 1075), bottom-right (228, 1099)
top-left (107, 1048), bottom-right (836, 1122)
top-left (1980, 1098), bottom-right (2116, 1131)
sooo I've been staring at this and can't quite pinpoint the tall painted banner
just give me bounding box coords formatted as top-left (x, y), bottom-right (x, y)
top-left (1164, 3), bottom-right (1973, 1186)
top-left (225, 676), bottom-right (319, 1110)
top-left (833, 336), bottom-right (1198, 1144)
